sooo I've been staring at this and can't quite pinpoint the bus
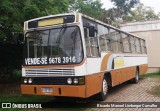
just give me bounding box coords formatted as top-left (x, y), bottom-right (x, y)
top-left (21, 13), bottom-right (148, 100)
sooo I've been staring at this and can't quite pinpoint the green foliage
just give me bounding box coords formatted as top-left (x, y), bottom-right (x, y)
top-left (102, 0), bottom-right (159, 26)
top-left (0, 0), bottom-right (69, 43)
top-left (0, 95), bottom-right (53, 102)
top-left (0, 44), bottom-right (23, 83)
top-left (23, 4), bottom-right (41, 20)
top-left (12, 69), bottom-right (21, 78)
top-left (93, 0), bottom-right (140, 27)
top-left (69, 0), bottom-right (105, 20)
top-left (140, 73), bottom-right (160, 78)
top-left (111, 0), bottom-right (139, 14)
top-left (125, 3), bottom-right (159, 22)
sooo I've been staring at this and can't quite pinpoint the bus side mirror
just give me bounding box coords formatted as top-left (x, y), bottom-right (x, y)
top-left (89, 26), bottom-right (97, 37)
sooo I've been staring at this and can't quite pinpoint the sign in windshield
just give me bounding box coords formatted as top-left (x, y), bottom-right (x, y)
top-left (23, 26), bottom-right (83, 65)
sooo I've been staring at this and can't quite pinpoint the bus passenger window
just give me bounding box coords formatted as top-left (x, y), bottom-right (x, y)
top-left (84, 27), bottom-right (99, 57)
top-left (110, 29), bottom-right (122, 52)
top-left (98, 25), bottom-right (110, 51)
top-left (140, 39), bottom-right (146, 54)
top-left (135, 37), bottom-right (141, 53)
top-left (122, 34), bottom-right (131, 53)
top-left (130, 36), bottom-right (136, 53)
top-left (90, 37), bottom-right (99, 57)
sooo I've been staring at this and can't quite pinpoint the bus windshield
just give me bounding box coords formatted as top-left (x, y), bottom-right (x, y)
top-left (24, 26), bottom-right (83, 65)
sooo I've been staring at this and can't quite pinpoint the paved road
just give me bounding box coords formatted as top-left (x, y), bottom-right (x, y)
top-left (91, 77), bottom-right (160, 111)
top-left (106, 78), bottom-right (160, 102)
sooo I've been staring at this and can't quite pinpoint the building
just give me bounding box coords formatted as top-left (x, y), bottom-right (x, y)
top-left (120, 20), bottom-right (160, 73)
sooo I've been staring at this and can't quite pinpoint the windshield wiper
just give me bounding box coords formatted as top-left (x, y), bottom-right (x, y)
top-left (56, 25), bottom-right (67, 47)
top-left (71, 27), bottom-right (79, 56)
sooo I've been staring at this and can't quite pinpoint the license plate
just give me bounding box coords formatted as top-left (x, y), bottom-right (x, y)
top-left (42, 88), bottom-right (53, 93)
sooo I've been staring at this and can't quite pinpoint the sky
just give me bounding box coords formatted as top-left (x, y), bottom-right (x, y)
top-left (100, 0), bottom-right (160, 14)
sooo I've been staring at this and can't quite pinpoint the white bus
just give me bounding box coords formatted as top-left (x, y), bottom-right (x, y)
top-left (21, 13), bottom-right (147, 100)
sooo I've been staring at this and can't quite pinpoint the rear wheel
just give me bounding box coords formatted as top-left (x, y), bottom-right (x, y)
top-left (132, 69), bottom-right (139, 83)
top-left (97, 76), bottom-right (108, 101)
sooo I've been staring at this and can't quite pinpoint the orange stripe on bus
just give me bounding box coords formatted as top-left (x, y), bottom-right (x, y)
top-left (100, 53), bottom-right (112, 71)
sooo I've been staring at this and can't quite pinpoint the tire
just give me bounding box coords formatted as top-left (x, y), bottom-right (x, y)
top-left (96, 76), bottom-right (108, 101)
top-left (132, 69), bottom-right (139, 83)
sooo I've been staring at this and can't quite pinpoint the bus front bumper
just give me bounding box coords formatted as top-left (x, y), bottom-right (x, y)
top-left (21, 84), bottom-right (86, 98)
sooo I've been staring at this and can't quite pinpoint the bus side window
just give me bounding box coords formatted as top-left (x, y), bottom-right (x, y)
top-left (122, 33), bottom-right (131, 53)
top-left (98, 25), bottom-right (110, 51)
top-left (90, 36), bottom-right (99, 57)
top-left (110, 29), bottom-right (122, 52)
top-left (84, 28), bottom-right (91, 56)
top-left (84, 27), bottom-right (99, 57)
top-left (144, 41), bottom-right (147, 54)
top-left (135, 37), bottom-right (141, 53)
top-left (140, 39), bottom-right (147, 54)
top-left (130, 36), bottom-right (136, 53)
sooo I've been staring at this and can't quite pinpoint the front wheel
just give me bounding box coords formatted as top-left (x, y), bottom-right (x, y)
top-left (96, 77), bottom-right (108, 101)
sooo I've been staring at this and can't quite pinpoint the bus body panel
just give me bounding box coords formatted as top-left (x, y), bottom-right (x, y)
top-left (86, 53), bottom-right (147, 87)
top-left (21, 84), bottom-right (86, 98)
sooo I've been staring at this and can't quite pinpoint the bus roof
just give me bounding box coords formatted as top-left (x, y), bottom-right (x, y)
top-left (24, 12), bottom-right (145, 41)
top-left (81, 13), bottom-right (144, 41)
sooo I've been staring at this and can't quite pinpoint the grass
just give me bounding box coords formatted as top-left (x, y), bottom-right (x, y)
top-left (140, 73), bottom-right (160, 78)
top-left (0, 95), bottom-right (53, 102)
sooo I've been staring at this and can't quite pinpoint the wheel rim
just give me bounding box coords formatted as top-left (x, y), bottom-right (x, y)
top-left (102, 79), bottom-right (107, 95)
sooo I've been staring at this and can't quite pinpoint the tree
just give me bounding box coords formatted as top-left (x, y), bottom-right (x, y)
top-left (111, 0), bottom-right (139, 15)
top-left (0, 0), bottom-right (69, 44)
top-left (125, 3), bottom-right (159, 22)
top-left (0, 0), bottom-right (70, 80)
top-left (98, 0), bottom-right (140, 27)
top-left (69, 0), bottom-right (105, 20)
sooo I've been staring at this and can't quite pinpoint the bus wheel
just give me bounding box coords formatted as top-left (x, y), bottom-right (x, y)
top-left (97, 77), bottom-right (108, 101)
top-left (132, 69), bottom-right (139, 83)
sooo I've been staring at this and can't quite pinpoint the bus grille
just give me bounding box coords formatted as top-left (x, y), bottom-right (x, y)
top-left (25, 68), bottom-right (75, 77)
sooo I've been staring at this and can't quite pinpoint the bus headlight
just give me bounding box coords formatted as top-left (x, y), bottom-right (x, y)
top-left (73, 78), bottom-right (78, 84)
top-left (24, 78), bottom-right (27, 84)
top-left (28, 78), bottom-right (33, 84)
top-left (67, 78), bottom-right (72, 84)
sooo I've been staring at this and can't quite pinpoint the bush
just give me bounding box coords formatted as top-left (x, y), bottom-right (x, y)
top-left (0, 44), bottom-right (23, 83)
